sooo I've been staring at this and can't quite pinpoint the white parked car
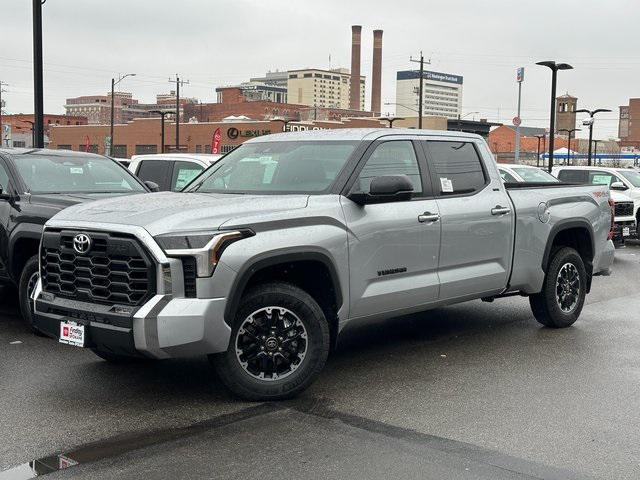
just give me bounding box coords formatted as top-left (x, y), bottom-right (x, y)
top-left (498, 164), bottom-right (559, 184)
top-left (128, 153), bottom-right (223, 191)
top-left (551, 165), bottom-right (638, 244)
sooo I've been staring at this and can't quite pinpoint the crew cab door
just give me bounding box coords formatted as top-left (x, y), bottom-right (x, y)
top-left (421, 139), bottom-right (514, 300)
top-left (0, 158), bottom-right (12, 279)
top-left (341, 139), bottom-right (441, 319)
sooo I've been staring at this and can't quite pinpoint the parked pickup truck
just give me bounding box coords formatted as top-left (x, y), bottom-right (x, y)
top-left (33, 129), bottom-right (615, 400)
top-left (0, 148), bottom-right (153, 329)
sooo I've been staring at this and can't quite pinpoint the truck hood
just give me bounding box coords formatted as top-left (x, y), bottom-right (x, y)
top-left (48, 191), bottom-right (310, 236)
top-left (610, 190), bottom-right (633, 203)
top-left (29, 192), bottom-right (139, 210)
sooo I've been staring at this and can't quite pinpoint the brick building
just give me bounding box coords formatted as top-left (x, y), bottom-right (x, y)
top-left (1, 113), bottom-right (87, 148)
top-left (488, 125), bottom-right (569, 163)
top-left (49, 116), bottom-right (389, 158)
top-left (184, 87), bottom-right (375, 124)
top-left (64, 91), bottom-right (197, 125)
top-left (619, 98), bottom-right (640, 149)
top-left (556, 93), bottom-right (578, 133)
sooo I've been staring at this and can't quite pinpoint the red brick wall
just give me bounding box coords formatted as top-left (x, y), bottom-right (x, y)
top-left (488, 125), bottom-right (568, 154)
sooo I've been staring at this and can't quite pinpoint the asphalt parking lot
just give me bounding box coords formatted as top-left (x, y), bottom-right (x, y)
top-left (1, 244), bottom-right (640, 480)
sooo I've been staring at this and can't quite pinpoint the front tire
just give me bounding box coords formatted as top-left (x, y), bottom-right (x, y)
top-left (18, 255), bottom-right (40, 332)
top-left (211, 282), bottom-right (330, 401)
top-left (530, 247), bottom-right (587, 328)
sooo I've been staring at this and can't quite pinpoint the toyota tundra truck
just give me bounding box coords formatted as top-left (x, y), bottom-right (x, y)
top-left (33, 129), bottom-right (615, 400)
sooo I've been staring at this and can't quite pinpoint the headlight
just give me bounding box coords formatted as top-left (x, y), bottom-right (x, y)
top-left (156, 230), bottom-right (251, 277)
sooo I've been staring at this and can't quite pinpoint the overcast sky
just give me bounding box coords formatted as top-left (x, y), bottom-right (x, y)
top-left (2, 0), bottom-right (639, 139)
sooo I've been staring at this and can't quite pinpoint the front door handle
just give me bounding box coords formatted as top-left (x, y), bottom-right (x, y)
top-left (491, 205), bottom-right (511, 216)
top-left (418, 212), bottom-right (440, 223)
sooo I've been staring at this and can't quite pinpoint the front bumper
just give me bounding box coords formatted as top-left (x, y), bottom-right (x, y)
top-left (612, 220), bottom-right (637, 247)
top-left (33, 222), bottom-right (233, 359)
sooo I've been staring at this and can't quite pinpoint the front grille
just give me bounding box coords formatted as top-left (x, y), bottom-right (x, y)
top-left (182, 257), bottom-right (197, 298)
top-left (41, 229), bottom-right (156, 307)
top-left (615, 202), bottom-right (634, 217)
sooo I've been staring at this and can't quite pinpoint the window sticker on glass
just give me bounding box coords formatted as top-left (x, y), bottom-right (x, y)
top-left (440, 177), bottom-right (453, 193)
top-left (70, 167), bottom-right (84, 175)
top-left (591, 174), bottom-right (612, 185)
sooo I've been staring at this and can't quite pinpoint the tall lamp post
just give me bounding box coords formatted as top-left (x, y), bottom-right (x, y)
top-left (378, 116), bottom-right (405, 128)
top-left (558, 128), bottom-right (580, 165)
top-left (575, 108), bottom-right (611, 166)
top-left (110, 73), bottom-right (136, 156)
top-left (149, 110), bottom-right (175, 154)
top-left (536, 61), bottom-right (573, 172)
top-left (534, 134), bottom-right (546, 167)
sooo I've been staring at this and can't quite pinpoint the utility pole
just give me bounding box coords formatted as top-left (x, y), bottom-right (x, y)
top-left (33, 0), bottom-right (44, 148)
top-left (515, 67), bottom-right (525, 163)
top-left (109, 73), bottom-right (135, 156)
top-left (0, 81), bottom-right (8, 147)
top-left (169, 75), bottom-right (189, 152)
top-left (410, 52), bottom-right (430, 129)
top-left (593, 139), bottom-right (601, 164)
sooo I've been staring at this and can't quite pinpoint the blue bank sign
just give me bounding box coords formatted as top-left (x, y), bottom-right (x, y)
top-left (397, 70), bottom-right (463, 85)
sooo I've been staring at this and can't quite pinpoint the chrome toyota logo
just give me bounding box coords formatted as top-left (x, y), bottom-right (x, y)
top-left (73, 233), bottom-right (92, 254)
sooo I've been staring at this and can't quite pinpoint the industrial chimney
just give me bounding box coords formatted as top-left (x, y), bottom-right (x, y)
top-left (350, 25), bottom-right (362, 111)
top-left (371, 29), bottom-right (383, 115)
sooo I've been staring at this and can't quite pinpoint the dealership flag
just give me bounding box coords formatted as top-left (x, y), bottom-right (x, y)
top-left (211, 127), bottom-right (221, 154)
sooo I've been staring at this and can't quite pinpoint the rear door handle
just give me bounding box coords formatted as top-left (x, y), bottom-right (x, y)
top-left (491, 206), bottom-right (511, 216)
top-left (418, 212), bottom-right (440, 223)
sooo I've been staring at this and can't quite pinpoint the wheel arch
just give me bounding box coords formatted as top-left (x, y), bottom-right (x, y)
top-left (224, 249), bottom-right (343, 349)
top-left (8, 225), bottom-right (43, 282)
top-left (542, 220), bottom-right (595, 292)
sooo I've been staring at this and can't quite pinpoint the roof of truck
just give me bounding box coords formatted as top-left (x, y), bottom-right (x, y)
top-left (245, 128), bottom-right (483, 143)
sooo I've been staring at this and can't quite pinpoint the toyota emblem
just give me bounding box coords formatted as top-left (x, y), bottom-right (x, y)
top-left (73, 233), bottom-right (92, 255)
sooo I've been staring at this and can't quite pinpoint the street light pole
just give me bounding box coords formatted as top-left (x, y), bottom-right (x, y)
top-left (575, 108), bottom-right (611, 166)
top-left (558, 128), bottom-right (580, 165)
top-left (536, 61), bottom-right (573, 172)
top-left (593, 139), bottom-right (601, 164)
top-left (150, 110), bottom-right (175, 154)
top-left (110, 73), bottom-right (136, 155)
top-left (32, 0), bottom-right (44, 148)
top-left (534, 134), bottom-right (545, 167)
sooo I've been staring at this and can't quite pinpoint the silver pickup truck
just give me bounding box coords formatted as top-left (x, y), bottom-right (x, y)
top-left (34, 129), bottom-right (615, 400)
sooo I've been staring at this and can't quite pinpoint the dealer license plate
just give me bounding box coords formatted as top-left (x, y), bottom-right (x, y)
top-left (623, 227), bottom-right (630, 237)
top-left (59, 322), bottom-right (85, 347)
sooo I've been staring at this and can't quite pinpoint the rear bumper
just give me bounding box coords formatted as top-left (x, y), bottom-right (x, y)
top-left (593, 239), bottom-right (616, 276)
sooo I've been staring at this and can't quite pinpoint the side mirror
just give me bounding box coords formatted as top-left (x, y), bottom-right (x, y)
top-left (610, 181), bottom-right (627, 191)
top-left (0, 185), bottom-right (10, 200)
top-left (144, 181), bottom-right (160, 192)
top-left (348, 175), bottom-right (414, 205)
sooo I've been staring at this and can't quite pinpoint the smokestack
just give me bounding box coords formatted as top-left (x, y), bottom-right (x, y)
top-left (350, 25), bottom-right (362, 111)
top-left (371, 29), bottom-right (383, 115)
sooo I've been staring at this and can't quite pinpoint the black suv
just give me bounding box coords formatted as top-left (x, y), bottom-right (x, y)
top-left (0, 148), bottom-right (152, 329)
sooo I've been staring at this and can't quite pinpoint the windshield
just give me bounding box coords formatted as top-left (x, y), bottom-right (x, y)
top-left (14, 154), bottom-right (145, 194)
top-left (511, 167), bottom-right (559, 183)
top-left (188, 141), bottom-right (358, 194)
top-left (619, 170), bottom-right (640, 188)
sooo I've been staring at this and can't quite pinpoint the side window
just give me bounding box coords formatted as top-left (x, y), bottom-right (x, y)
top-left (136, 160), bottom-right (172, 190)
top-left (588, 171), bottom-right (622, 187)
top-left (557, 170), bottom-right (588, 183)
top-left (172, 161), bottom-right (204, 191)
top-left (0, 162), bottom-right (9, 192)
top-left (426, 141), bottom-right (486, 195)
top-left (356, 141), bottom-right (423, 195)
top-left (499, 170), bottom-right (518, 183)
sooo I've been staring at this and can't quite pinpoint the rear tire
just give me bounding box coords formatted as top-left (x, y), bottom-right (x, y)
top-left (211, 282), bottom-right (330, 401)
top-left (18, 255), bottom-right (40, 333)
top-left (530, 247), bottom-right (587, 328)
